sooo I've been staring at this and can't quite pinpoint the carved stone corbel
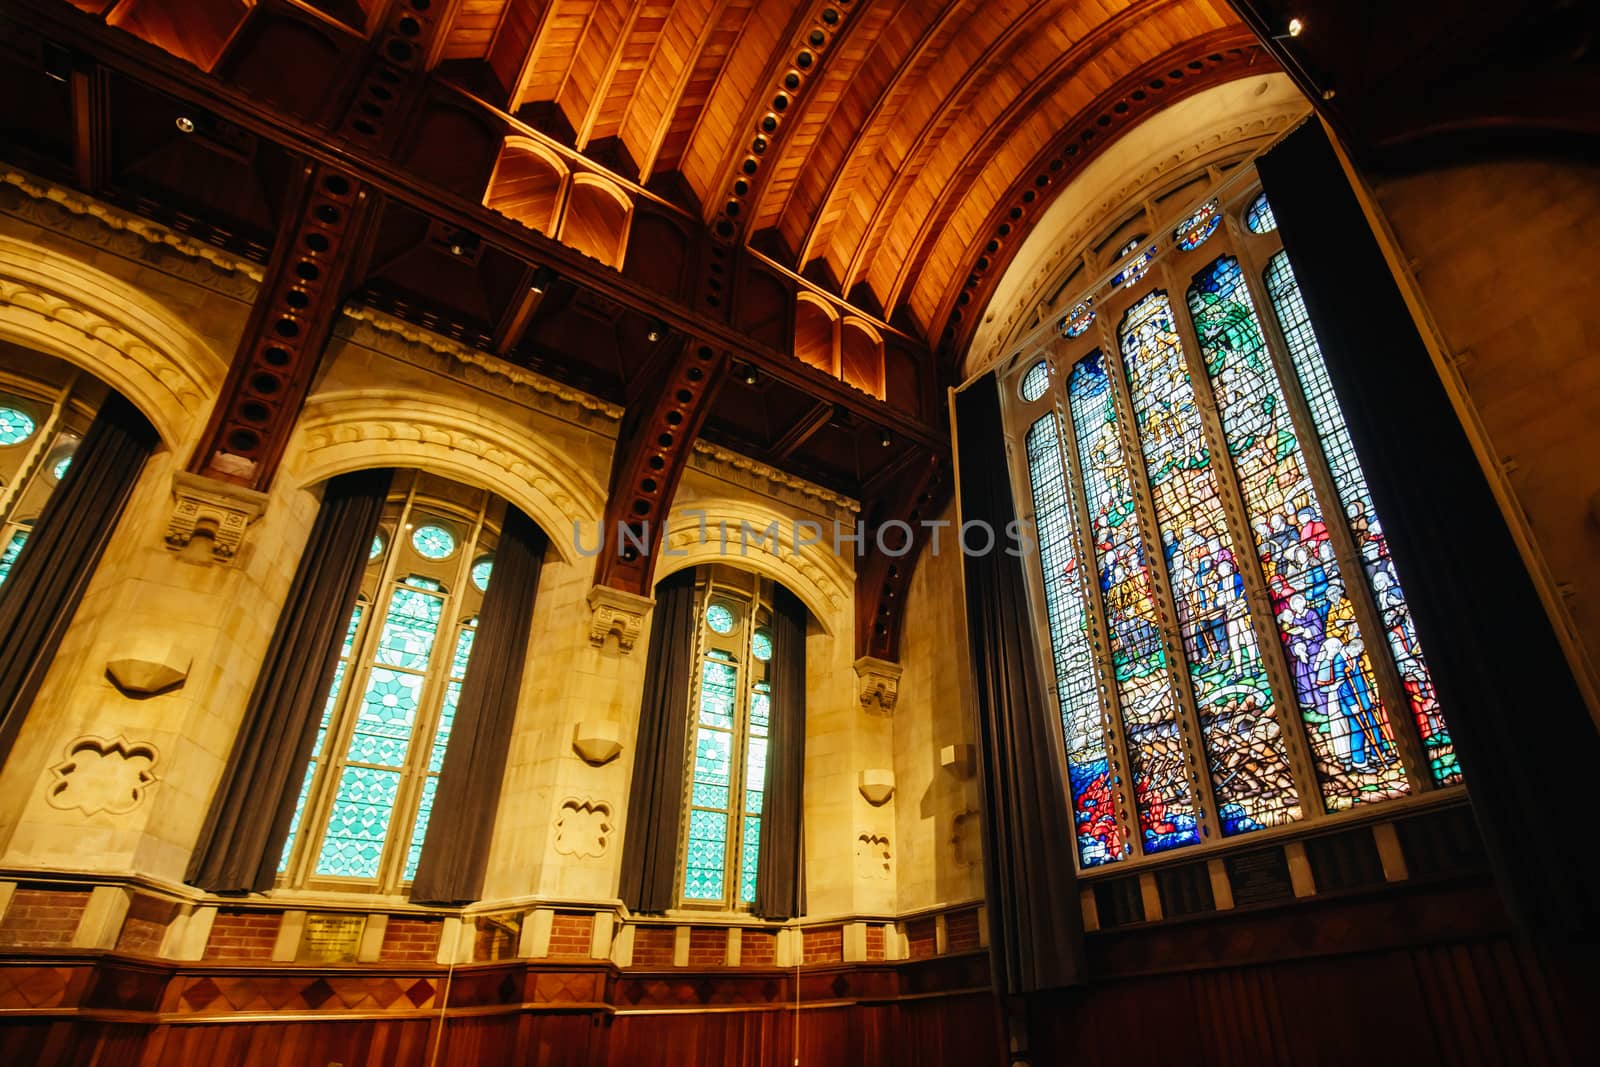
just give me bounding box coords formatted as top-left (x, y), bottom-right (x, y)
top-left (166, 471), bottom-right (268, 561)
top-left (586, 585), bottom-right (654, 653)
top-left (854, 655), bottom-right (903, 714)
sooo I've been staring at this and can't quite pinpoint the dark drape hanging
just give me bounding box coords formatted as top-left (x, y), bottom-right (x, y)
top-left (754, 582), bottom-right (807, 920)
top-left (956, 377), bottom-right (1086, 994)
top-left (186, 467), bottom-right (391, 893)
top-left (617, 569), bottom-right (698, 913)
top-left (1257, 123), bottom-right (1600, 937)
top-left (0, 392), bottom-right (158, 766)
top-left (411, 505), bottom-right (547, 904)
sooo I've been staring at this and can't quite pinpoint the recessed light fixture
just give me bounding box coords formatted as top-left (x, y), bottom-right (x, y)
top-left (879, 430), bottom-right (892, 448)
top-left (175, 116), bottom-right (196, 134)
top-left (1288, 17), bottom-right (1305, 37)
top-left (742, 365), bottom-right (759, 386)
top-left (646, 318), bottom-right (666, 343)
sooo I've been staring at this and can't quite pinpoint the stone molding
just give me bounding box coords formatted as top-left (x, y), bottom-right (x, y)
top-left (586, 585), bottom-right (654, 653)
top-left (854, 656), bottom-right (903, 714)
top-left (166, 471), bottom-right (269, 561)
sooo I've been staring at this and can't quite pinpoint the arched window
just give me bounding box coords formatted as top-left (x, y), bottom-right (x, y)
top-left (279, 472), bottom-right (500, 891)
top-left (0, 356), bottom-right (96, 586)
top-left (682, 567), bottom-right (776, 908)
top-left (1008, 181), bottom-right (1460, 870)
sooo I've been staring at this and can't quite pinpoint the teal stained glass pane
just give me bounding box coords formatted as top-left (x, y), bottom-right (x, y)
top-left (744, 736), bottom-right (767, 815)
top-left (684, 809), bottom-right (727, 900)
top-left (1019, 361), bottom-right (1050, 402)
top-left (369, 533), bottom-right (386, 560)
top-left (316, 766), bottom-right (400, 878)
top-left (0, 407), bottom-right (35, 446)
top-left (471, 556), bottom-right (492, 591)
top-left (403, 775), bottom-right (439, 881)
top-left (52, 454), bottom-right (72, 481)
top-left (404, 576), bottom-right (442, 591)
top-left (0, 530), bottom-right (26, 586)
top-left (1246, 193), bottom-right (1277, 234)
top-left (374, 587), bottom-right (442, 669)
top-left (347, 667), bottom-right (422, 766)
top-left (429, 681), bottom-right (461, 774)
top-left (705, 602), bottom-right (736, 634)
top-left (699, 655), bottom-right (738, 728)
top-left (751, 628), bottom-right (773, 662)
top-left (281, 604), bottom-right (364, 871)
top-left (411, 524), bottom-right (456, 560)
top-left (749, 682), bottom-right (770, 734)
top-left (451, 626), bottom-right (474, 679)
top-left (691, 727), bottom-right (732, 809)
top-left (739, 814), bottom-right (761, 905)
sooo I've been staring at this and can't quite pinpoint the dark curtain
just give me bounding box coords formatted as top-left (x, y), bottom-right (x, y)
top-left (411, 505), bottom-right (547, 904)
top-left (617, 569), bottom-right (697, 913)
top-left (0, 392), bottom-right (158, 765)
top-left (754, 583), bottom-right (807, 920)
top-left (956, 378), bottom-right (1086, 993)
top-left (186, 467), bottom-right (391, 893)
top-left (1257, 123), bottom-right (1600, 937)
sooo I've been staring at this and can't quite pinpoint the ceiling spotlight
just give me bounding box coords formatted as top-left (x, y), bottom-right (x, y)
top-left (646, 318), bottom-right (666, 343)
top-left (529, 265), bottom-right (557, 293)
top-left (175, 116), bottom-right (197, 134)
top-left (1288, 17), bottom-right (1304, 37)
top-left (742, 365), bottom-right (759, 386)
top-left (879, 430), bottom-right (892, 448)
top-left (444, 228), bottom-right (480, 257)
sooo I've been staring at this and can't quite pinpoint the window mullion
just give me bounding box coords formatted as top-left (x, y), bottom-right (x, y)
top-left (0, 372), bottom-right (75, 527)
top-left (1089, 304), bottom-right (1222, 843)
top-left (1230, 229), bottom-right (1432, 794)
top-left (1154, 255), bottom-right (1326, 819)
top-left (1044, 340), bottom-right (1144, 861)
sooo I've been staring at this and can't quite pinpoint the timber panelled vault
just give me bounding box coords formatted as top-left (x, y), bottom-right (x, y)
top-left (1, 1), bottom-right (1599, 1065)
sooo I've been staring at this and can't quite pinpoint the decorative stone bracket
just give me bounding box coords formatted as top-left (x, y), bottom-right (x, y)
top-left (573, 721), bottom-right (623, 765)
top-left (106, 641), bottom-right (192, 696)
top-left (940, 744), bottom-right (975, 779)
top-left (166, 471), bottom-right (268, 561)
top-left (858, 769), bottom-right (896, 806)
top-left (586, 585), bottom-right (654, 653)
top-left (853, 656), bottom-right (903, 714)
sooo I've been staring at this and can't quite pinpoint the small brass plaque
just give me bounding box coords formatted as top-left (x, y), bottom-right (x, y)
top-left (298, 913), bottom-right (367, 963)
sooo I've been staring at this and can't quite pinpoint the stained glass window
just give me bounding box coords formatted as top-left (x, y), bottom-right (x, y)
top-left (1265, 251), bottom-right (1458, 785)
top-left (1246, 193), bottom-right (1277, 234)
top-left (0, 529), bottom-right (26, 586)
top-left (1003, 179), bottom-right (1460, 870)
top-left (471, 556), bottom-right (493, 591)
top-left (1020, 361), bottom-right (1051, 402)
top-left (279, 476), bottom-right (503, 889)
top-left (411, 523), bottom-right (456, 560)
top-left (1060, 301), bottom-right (1095, 339)
top-left (1174, 200), bottom-right (1222, 251)
top-left (681, 572), bottom-right (780, 908)
top-left (0, 407), bottom-right (35, 446)
top-left (51, 454), bottom-right (72, 481)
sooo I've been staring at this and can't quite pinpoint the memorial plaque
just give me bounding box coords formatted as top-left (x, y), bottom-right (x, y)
top-left (298, 913), bottom-right (367, 962)
top-left (1225, 846), bottom-right (1295, 907)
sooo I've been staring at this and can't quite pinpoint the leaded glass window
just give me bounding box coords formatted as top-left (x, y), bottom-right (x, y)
top-left (0, 363), bottom-right (94, 590)
top-left (279, 472), bottom-right (504, 891)
top-left (1060, 301), bottom-right (1095, 339)
top-left (681, 568), bottom-right (777, 908)
top-left (1005, 177), bottom-right (1461, 870)
top-left (1019, 361), bottom-right (1050, 402)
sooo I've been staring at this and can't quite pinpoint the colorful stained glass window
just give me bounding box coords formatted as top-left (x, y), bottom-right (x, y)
top-left (51, 454), bottom-right (72, 481)
top-left (685, 648), bottom-right (738, 901)
top-left (281, 604), bottom-right (364, 872)
top-left (1265, 251), bottom-right (1458, 784)
top-left (706, 602), bottom-right (737, 634)
top-left (1174, 200), bottom-right (1222, 251)
top-left (0, 407), bottom-right (35, 446)
top-left (1112, 246), bottom-right (1157, 289)
top-left (741, 681), bottom-right (771, 904)
top-left (752, 628), bottom-right (773, 662)
top-left (1061, 301), bottom-right (1095, 339)
top-left (1067, 356), bottom-right (1200, 853)
top-left (0, 529), bottom-right (27, 586)
top-left (1023, 410), bottom-right (1127, 864)
top-left (411, 524), bottom-right (456, 560)
top-left (1246, 193), bottom-right (1277, 234)
top-left (1020, 361), bottom-right (1051, 402)
top-left (1119, 292), bottom-right (1301, 834)
top-left (471, 556), bottom-right (493, 591)
top-left (404, 622), bottom-right (475, 879)
top-left (1189, 256), bottom-right (1408, 808)
top-left (369, 533), bottom-right (386, 560)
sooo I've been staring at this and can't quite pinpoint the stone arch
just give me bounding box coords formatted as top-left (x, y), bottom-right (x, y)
top-left (651, 498), bottom-right (854, 637)
top-left (0, 235), bottom-right (228, 450)
top-left (285, 389), bottom-right (607, 564)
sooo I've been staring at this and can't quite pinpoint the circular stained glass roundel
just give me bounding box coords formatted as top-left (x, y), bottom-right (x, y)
top-left (411, 524), bottom-right (457, 560)
top-left (51, 454), bottom-right (73, 481)
top-left (1174, 200), bottom-right (1221, 252)
top-left (1245, 192), bottom-right (1277, 234)
top-left (706, 602), bottom-right (737, 634)
top-left (472, 556), bottom-right (493, 591)
top-left (752, 628), bottom-right (774, 662)
top-left (369, 532), bottom-right (386, 560)
top-left (0, 408), bottom-right (36, 447)
top-left (1019, 361), bottom-right (1050, 402)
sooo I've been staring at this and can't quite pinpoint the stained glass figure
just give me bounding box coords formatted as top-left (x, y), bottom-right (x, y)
top-left (751, 628), bottom-right (773, 662)
top-left (0, 407), bottom-right (35, 446)
top-left (706, 602), bottom-right (737, 634)
top-left (51, 454), bottom-right (72, 481)
top-left (1112, 246), bottom-right (1157, 289)
top-left (1265, 251), bottom-right (1458, 784)
top-left (1020, 361), bottom-right (1051, 402)
top-left (1246, 193), bottom-right (1277, 235)
top-left (1067, 356), bottom-right (1199, 854)
top-left (1188, 256), bottom-right (1408, 808)
top-left (1061, 301), bottom-right (1096, 339)
top-left (0, 529), bottom-right (27, 586)
top-left (471, 556), bottom-right (493, 591)
top-left (1119, 292), bottom-right (1301, 833)
top-left (411, 524), bottom-right (456, 560)
top-left (1024, 410), bottom-right (1127, 864)
top-left (1174, 200), bottom-right (1222, 251)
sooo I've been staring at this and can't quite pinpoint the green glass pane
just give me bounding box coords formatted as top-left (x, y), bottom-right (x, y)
top-left (369, 533), bottom-right (385, 560)
top-left (740, 815), bottom-right (761, 905)
top-left (684, 809), bottom-right (727, 900)
top-left (411, 524), bottom-right (456, 560)
top-left (403, 775), bottom-right (439, 881)
top-left (374, 587), bottom-right (442, 670)
top-left (471, 556), bottom-right (492, 591)
top-left (0, 407), bottom-right (36, 446)
top-left (749, 683), bottom-right (770, 735)
top-left (751, 628), bottom-right (773, 662)
top-left (0, 530), bottom-right (27, 587)
top-left (52, 453), bottom-right (72, 481)
top-left (705, 603), bottom-right (736, 634)
top-left (699, 656), bottom-right (738, 728)
top-left (347, 667), bottom-right (422, 766)
top-left (745, 736), bottom-right (767, 815)
top-left (316, 766), bottom-right (400, 878)
top-left (1246, 193), bottom-right (1277, 234)
top-left (692, 727), bottom-right (732, 810)
top-left (451, 626), bottom-right (474, 680)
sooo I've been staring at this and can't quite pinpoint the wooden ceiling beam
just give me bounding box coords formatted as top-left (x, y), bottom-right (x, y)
top-left (770, 398), bottom-right (834, 461)
top-left (68, 63), bottom-right (111, 193)
top-left (631, 0), bottom-right (735, 185)
top-left (571, 0), bottom-right (650, 150)
top-left (854, 448), bottom-right (946, 661)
